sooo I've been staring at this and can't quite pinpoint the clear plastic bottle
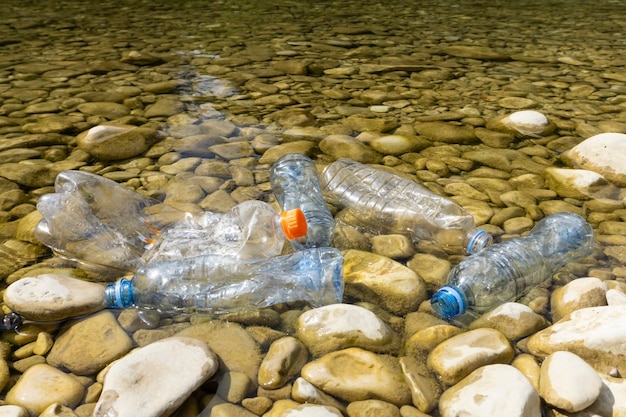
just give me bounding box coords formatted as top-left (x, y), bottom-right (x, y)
top-left (35, 171), bottom-right (307, 273)
top-left (270, 153), bottom-right (335, 250)
top-left (105, 247), bottom-right (344, 314)
top-left (143, 200), bottom-right (307, 262)
top-left (430, 212), bottom-right (595, 319)
top-left (35, 170), bottom-right (160, 274)
top-left (320, 158), bottom-right (492, 254)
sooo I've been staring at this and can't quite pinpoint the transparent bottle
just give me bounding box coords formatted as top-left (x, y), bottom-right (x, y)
top-left (35, 170), bottom-right (160, 274)
top-left (143, 200), bottom-right (307, 262)
top-left (270, 153), bottom-right (335, 250)
top-left (320, 158), bottom-right (492, 254)
top-left (430, 212), bottom-right (595, 319)
top-left (105, 247), bottom-right (344, 314)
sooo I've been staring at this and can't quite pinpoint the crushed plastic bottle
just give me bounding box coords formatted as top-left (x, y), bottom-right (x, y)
top-left (430, 212), bottom-right (595, 320)
top-left (270, 153), bottom-right (335, 250)
top-left (143, 200), bottom-right (307, 262)
top-left (35, 171), bottom-right (308, 274)
top-left (320, 158), bottom-right (492, 254)
top-left (35, 170), bottom-right (160, 274)
top-left (105, 247), bottom-right (344, 314)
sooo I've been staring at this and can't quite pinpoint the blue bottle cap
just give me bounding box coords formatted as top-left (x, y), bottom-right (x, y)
top-left (430, 286), bottom-right (466, 319)
top-left (467, 229), bottom-right (493, 254)
top-left (104, 278), bottom-right (135, 308)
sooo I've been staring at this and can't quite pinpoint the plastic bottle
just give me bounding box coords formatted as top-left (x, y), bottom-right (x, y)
top-left (105, 247), bottom-right (344, 314)
top-left (320, 158), bottom-right (492, 254)
top-left (35, 170), bottom-right (160, 274)
top-left (430, 212), bottom-right (595, 319)
top-left (143, 200), bottom-right (307, 262)
top-left (270, 154), bottom-right (335, 250)
top-left (35, 171), bottom-right (308, 273)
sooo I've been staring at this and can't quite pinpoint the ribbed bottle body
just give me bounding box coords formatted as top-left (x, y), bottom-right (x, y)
top-left (321, 159), bottom-right (492, 254)
top-left (107, 247), bottom-right (344, 314)
top-left (270, 154), bottom-right (335, 250)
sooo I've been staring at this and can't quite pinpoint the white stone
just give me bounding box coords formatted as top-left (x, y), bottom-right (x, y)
top-left (0, 405), bottom-right (30, 417)
top-left (94, 337), bottom-right (218, 417)
top-left (502, 110), bottom-right (550, 137)
top-left (439, 364), bottom-right (541, 417)
top-left (539, 351), bottom-right (602, 412)
top-left (606, 288), bottom-right (626, 306)
top-left (282, 404), bottom-right (344, 417)
top-left (565, 132), bottom-right (626, 187)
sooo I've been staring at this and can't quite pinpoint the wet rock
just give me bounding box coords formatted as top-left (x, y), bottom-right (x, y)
top-left (76, 124), bottom-right (156, 161)
top-left (216, 372), bottom-right (254, 403)
top-left (413, 121), bottom-right (477, 144)
top-left (76, 102), bottom-right (130, 119)
top-left (486, 110), bottom-right (556, 138)
top-left (550, 277), bottom-right (608, 322)
top-left (440, 45), bottom-right (510, 60)
top-left (0, 405), bottom-right (29, 417)
top-left (291, 377), bottom-right (346, 412)
top-left (46, 311), bottom-right (134, 376)
top-left (370, 234), bottom-right (415, 260)
top-left (5, 364), bottom-right (85, 416)
top-left (539, 351), bottom-right (602, 412)
top-left (94, 337), bottom-right (217, 417)
top-left (438, 364), bottom-right (540, 417)
top-left (208, 141), bottom-right (255, 160)
top-left (258, 336), bottom-right (308, 389)
top-left (369, 135), bottom-right (430, 155)
top-left (283, 404), bottom-right (344, 417)
top-left (301, 347), bottom-right (412, 406)
top-left (427, 328), bottom-right (515, 386)
top-left (295, 303), bottom-right (399, 356)
top-left (564, 132), bottom-right (626, 186)
top-left (511, 353), bottom-right (541, 391)
top-left (257, 141), bottom-right (316, 165)
top-left (4, 274), bottom-right (106, 321)
top-left (468, 302), bottom-right (548, 341)
top-left (342, 250), bottom-right (427, 315)
top-left (399, 356), bottom-right (442, 413)
top-left (346, 400), bottom-right (401, 417)
top-left (542, 167), bottom-right (620, 199)
top-left (527, 305), bottom-right (626, 375)
top-left (319, 135), bottom-right (383, 163)
top-left (0, 161), bottom-right (83, 188)
top-left (143, 98), bottom-right (185, 118)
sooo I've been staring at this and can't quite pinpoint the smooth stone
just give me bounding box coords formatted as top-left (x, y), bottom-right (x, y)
top-left (46, 311), bottom-right (134, 376)
top-left (438, 364), bottom-right (541, 417)
top-left (486, 110), bottom-right (556, 138)
top-left (0, 405), bottom-right (29, 417)
top-left (21, 116), bottom-right (76, 134)
top-left (607, 288), bottom-right (626, 306)
top-left (469, 302), bottom-right (548, 341)
top-left (503, 216), bottom-right (535, 234)
top-left (295, 303), bottom-right (398, 356)
top-left (527, 305), bottom-right (626, 375)
top-left (346, 400), bottom-right (401, 417)
top-left (0, 358), bottom-right (9, 391)
top-left (511, 353), bottom-right (541, 391)
top-left (399, 356), bottom-right (442, 414)
top-left (342, 250), bottom-right (427, 315)
top-left (413, 121), bottom-right (477, 144)
top-left (258, 337), bottom-right (308, 390)
top-left (403, 324), bottom-right (464, 363)
top-left (498, 97), bottom-right (538, 110)
top-left (463, 149), bottom-right (512, 172)
top-left (282, 404), bottom-right (344, 417)
top-left (543, 167), bottom-right (620, 199)
top-left (215, 372), bottom-right (253, 404)
top-left (176, 321), bottom-right (262, 384)
top-left (301, 347), bottom-right (412, 406)
top-left (405, 253), bottom-right (451, 292)
top-left (471, 126), bottom-right (515, 148)
top-left (0, 161), bottom-right (84, 188)
top-left (76, 102), bottom-right (130, 119)
top-left (319, 135), bottom-right (383, 163)
top-left (208, 141), bottom-right (255, 160)
top-left (94, 337), bottom-right (218, 417)
top-left (539, 351), bottom-right (602, 412)
top-left (440, 45), bottom-right (510, 60)
top-left (565, 132), bottom-right (626, 186)
top-left (341, 115), bottom-right (399, 133)
top-left (576, 374), bottom-right (626, 417)
top-left (5, 364), bottom-right (85, 416)
top-left (143, 98), bottom-right (185, 118)
top-left (257, 141), bottom-right (316, 165)
top-left (291, 377), bottom-right (346, 412)
top-left (76, 124), bottom-right (155, 161)
top-left (550, 277), bottom-right (608, 322)
top-left (369, 135), bottom-right (430, 155)
top-left (4, 274), bottom-right (106, 321)
top-left (427, 328), bottom-right (515, 386)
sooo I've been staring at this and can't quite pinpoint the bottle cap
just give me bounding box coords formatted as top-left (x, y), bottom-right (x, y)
top-left (467, 229), bottom-right (493, 254)
top-left (280, 208), bottom-right (308, 240)
top-left (104, 278), bottom-right (135, 309)
top-left (430, 285), bottom-right (466, 319)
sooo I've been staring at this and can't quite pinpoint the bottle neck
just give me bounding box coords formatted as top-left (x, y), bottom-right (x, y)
top-left (105, 278), bottom-right (135, 309)
top-left (466, 228), bottom-right (493, 254)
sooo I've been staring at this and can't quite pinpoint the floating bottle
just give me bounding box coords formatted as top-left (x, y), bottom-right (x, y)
top-left (320, 158), bottom-right (492, 254)
top-left (143, 200), bottom-right (307, 262)
top-left (430, 212), bottom-right (595, 320)
top-left (105, 247), bottom-right (344, 315)
top-left (270, 153), bottom-right (336, 250)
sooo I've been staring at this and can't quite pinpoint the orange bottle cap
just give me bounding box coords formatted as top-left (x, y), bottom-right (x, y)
top-left (280, 208), bottom-right (307, 240)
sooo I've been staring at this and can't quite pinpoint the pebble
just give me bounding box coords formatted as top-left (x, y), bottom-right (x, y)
top-left (543, 167), bottom-right (620, 199)
top-left (5, 364), bottom-right (85, 416)
top-left (468, 302), bottom-right (548, 341)
top-left (4, 274), bottom-right (106, 321)
top-left (549, 277), bottom-right (608, 322)
top-left (539, 351), bottom-right (602, 412)
top-left (565, 132), bottom-right (626, 186)
top-left (76, 125), bottom-right (155, 161)
top-left (258, 336), bottom-right (308, 389)
top-left (94, 337), bottom-right (218, 417)
top-left (438, 364), bottom-right (541, 417)
top-left (295, 303), bottom-right (398, 356)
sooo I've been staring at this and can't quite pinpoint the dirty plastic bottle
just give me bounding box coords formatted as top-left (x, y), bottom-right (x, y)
top-left (105, 247), bottom-right (344, 314)
top-left (430, 212), bottom-right (595, 319)
top-left (35, 170), bottom-right (160, 274)
top-left (270, 154), bottom-right (335, 250)
top-left (320, 158), bottom-right (492, 254)
top-left (143, 200), bottom-right (307, 262)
